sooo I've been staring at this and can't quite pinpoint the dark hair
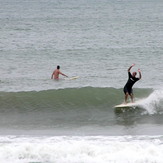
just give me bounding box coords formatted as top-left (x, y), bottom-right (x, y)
top-left (57, 65), bottom-right (60, 69)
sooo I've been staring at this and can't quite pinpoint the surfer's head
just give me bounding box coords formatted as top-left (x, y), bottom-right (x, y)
top-left (132, 72), bottom-right (137, 77)
top-left (57, 65), bottom-right (60, 69)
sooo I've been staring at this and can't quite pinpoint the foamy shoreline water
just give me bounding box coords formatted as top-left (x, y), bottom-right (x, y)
top-left (0, 135), bottom-right (163, 163)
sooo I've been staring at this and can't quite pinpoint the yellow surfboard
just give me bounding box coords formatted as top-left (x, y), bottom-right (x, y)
top-left (64, 76), bottom-right (79, 80)
top-left (114, 103), bottom-right (137, 108)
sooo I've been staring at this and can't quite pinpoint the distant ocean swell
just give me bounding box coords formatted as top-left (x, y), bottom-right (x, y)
top-left (0, 87), bottom-right (162, 114)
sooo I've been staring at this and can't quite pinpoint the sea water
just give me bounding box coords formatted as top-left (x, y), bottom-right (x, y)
top-left (0, 0), bottom-right (163, 162)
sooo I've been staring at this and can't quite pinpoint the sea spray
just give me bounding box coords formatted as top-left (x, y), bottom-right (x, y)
top-left (139, 89), bottom-right (163, 114)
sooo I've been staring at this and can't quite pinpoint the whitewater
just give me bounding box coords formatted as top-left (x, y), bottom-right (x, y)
top-left (0, 135), bottom-right (163, 163)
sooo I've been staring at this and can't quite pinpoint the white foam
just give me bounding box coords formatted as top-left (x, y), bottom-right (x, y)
top-left (137, 89), bottom-right (163, 114)
top-left (0, 135), bottom-right (163, 163)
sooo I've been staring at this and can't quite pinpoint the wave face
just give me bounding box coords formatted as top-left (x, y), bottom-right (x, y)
top-left (0, 87), bottom-right (153, 113)
top-left (1, 87), bottom-right (163, 135)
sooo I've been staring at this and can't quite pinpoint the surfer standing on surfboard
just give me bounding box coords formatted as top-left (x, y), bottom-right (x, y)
top-left (51, 65), bottom-right (68, 80)
top-left (123, 64), bottom-right (141, 103)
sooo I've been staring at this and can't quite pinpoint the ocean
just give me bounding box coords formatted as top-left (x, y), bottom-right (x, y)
top-left (0, 0), bottom-right (163, 162)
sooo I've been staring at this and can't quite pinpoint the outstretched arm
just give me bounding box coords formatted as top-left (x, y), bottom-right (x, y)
top-left (60, 72), bottom-right (68, 78)
top-left (128, 64), bottom-right (135, 72)
top-left (138, 69), bottom-right (142, 79)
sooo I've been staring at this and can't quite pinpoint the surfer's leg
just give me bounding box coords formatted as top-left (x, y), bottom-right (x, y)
top-left (123, 87), bottom-right (129, 103)
top-left (124, 93), bottom-right (129, 103)
top-left (130, 94), bottom-right (134, 103)
top-left (129, 89), bottom-right (134, 103)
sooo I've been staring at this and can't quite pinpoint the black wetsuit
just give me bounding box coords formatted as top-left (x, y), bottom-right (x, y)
top-left (123, 72), bottom-right (139, 95)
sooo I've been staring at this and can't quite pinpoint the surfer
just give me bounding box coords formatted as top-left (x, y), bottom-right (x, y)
top-left (123, 64), bottom-right (141, 103)
top-left (51, 65), bottom-right (68, 80)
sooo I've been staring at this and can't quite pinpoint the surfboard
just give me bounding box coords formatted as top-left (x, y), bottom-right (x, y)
top-left (64, 76), bottom-right (79, 80)
top-left (114, 103), bottom-right (137, 108)
top-left (69, 76), bottom-right (79, 80)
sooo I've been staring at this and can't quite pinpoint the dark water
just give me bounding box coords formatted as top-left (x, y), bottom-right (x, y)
top-left (1, 87), bottom-right (163, 135)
